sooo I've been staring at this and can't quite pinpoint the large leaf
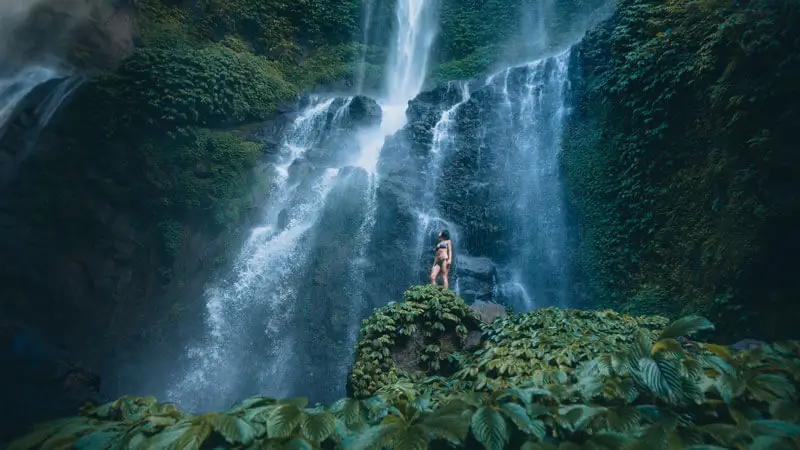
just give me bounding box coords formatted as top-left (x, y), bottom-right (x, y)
top-left (283, 437), bottom-right (314, 450)
top-left (392, 426), bottom-right (429, 450)
top-left (174, 422), bottom-right (212, 450)
top-left (267, 404), bottom-right (305, 438)
top-left (499, 402), bottom-right (538, 435)
top-left (419, 410), bottom-right (469, 444)
top-left (209, 414), bottom-right (257, 444)
top-left (751, 419), bottom-right (800, 438)
top-left (343, 424), bottom-right (393, 450)
top-left (301, 411), bottom-right (336, 442)
top-left (332, 398), bottom-right (364, 428)
top-left (72, 430), bottom-right (120, 449)
top-left (471, 406), bottom-right (508, 450)
top-left (7, 418), bottom-right (78, 450)
top-left (658, 316), bottom-right (714, 340)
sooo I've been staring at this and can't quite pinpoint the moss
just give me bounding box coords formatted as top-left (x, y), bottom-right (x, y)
top-left (348, 285), bottom-right (483, 398)
top-left (562, 0), bottom-right (800, 339)
top-left (431, 45), bottom-right (503, 82)
top-left (158, 219), bottom-right (186, 258)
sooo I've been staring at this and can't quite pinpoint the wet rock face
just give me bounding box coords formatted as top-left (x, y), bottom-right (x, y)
top-left (300, 95), bottom-right (383, 168)
top-left (470, 300), bottom-right (508, 324)
top-left (345, 95), bottom-right (382, 128)
top-left (368, 58), bottom-right (575, 309)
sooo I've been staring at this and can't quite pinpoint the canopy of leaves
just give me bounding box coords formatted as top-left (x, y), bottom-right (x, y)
top-left (561, 0), bottom-right (800, 340)
top-left (10, 303), bottom-right (800, 450)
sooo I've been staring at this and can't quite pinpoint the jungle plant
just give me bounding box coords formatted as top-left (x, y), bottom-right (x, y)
top-left (349, 285), bottom-right (483, 397)
top-left (8, 311), bottom-right (800, 450)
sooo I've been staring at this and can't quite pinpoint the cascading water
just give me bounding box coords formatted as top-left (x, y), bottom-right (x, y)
top-left (426, 50), bottom-right (574, 311)
top-left (168, 0), bottom-right (439, 411)
top-left (168, 99), bottom-right (351, 411)
top-left (0, 67), bottom-right (82, 183)
top-left (414, 82), bottom-right (471, 289)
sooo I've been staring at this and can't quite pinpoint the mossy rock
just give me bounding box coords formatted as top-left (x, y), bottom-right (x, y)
top-left (348, 285), bottom-right (483, 398)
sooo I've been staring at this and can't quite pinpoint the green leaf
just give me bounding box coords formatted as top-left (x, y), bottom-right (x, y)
top-left (419, 410), bottom-right (469, 444)
top-left (8, 418), bottom-right (77, 450)
top-left (209, 414), bottom-right (256, 444)
top-left (283, 437), bottom-right (314, 450)
top-left (332, 398), bottom-right (363, 428)
top-left (658, 315), bottom-right (714, 340)
top-left (499, 402), bottom-right (537, 435)
top-left (698, 423), bottom-right (740, 445)
top-left (72, 431), bottom-right (120, 449)
top-left (521, 441), bottom-right (558, 450)
top-left (751, 420), bottom-right (800, 437)
top-left (301, 411), bottom-right (336, 442)
top-left (174, 422), bottom-right (212, 450)
top-left (392, 427), bottom-right (429, 450)
top-left (344, 424), bottom-right (393, 450)
top-left (267, 404), bottom-right (304, 438)
top-left (471, 406), bottom-right (508, 450)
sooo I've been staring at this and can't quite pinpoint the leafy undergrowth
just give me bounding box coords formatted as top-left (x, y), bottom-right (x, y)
top-left (9, 289), bottom-right (800, 449)
top-left (349, 285), bottom-right (484, 398)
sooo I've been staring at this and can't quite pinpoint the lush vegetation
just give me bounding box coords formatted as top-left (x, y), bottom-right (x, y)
top-left (561, 0), bottom-right (800, 340)
top-left (13, 0), bottom-right (379, 288)
top-left (9, 287), bottom-right (800, 449)
top-left (432, 0), bottom-right (608, 81)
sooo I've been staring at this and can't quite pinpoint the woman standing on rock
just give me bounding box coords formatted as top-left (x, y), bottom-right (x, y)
top-left (430, 230), bottom-right (453, 289)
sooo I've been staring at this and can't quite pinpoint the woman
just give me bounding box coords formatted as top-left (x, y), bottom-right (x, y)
top-left (430, 230), bottom-right (453, 289)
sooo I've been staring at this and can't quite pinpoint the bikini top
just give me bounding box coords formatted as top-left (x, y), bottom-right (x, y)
top-left (436, 241), bottom-right (447, 250)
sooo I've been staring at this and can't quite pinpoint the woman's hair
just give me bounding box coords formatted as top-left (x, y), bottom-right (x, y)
top-left (438, 230), bottom-right (450, 240)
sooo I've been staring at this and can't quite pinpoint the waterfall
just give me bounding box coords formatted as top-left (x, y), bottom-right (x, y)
top-left (0, 67), bottom-right (82, 184)
top-left (497, 52), bottom-right (572, 310)
top-left (168, 99), bottom-right (349, 411)
top-left (414, 82), bottom-right (471, 286)
top-left (426, 50), bottom-right (574, 311)
top-left (354, 0), bottom-right (376, 93)
top-left (168, 0), bottom-right (439, 411)
top-left (384, 0), bottom-right (438, 105)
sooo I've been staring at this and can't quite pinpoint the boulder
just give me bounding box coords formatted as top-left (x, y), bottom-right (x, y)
top-left (347, 285), bottom-right (483, 398)
top-left (345, 95), bottom-right (382, 128)
top-left (470, 300), bottom-right (508, 324)
top-left (455, 255), bottom-right (498, 302)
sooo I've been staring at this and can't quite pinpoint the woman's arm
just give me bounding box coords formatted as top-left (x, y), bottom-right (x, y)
top-left (447, 241), bottom-right (453, 262)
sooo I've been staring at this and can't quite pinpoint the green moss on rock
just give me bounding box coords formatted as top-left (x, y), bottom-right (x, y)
top-left (562, 0), bottom-right (800, 339)
top-left (348, 285), bottom-right (483, 398)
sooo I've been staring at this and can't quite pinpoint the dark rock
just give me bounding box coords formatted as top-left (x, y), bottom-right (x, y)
top-left (287, 158), bottom-right (313, 185)
top-left (470, 300), bottom-right (508, 324)
top-left (457, 255), bottom-right (497, 281)
top-left (345, 95), bottom-right (382, 128)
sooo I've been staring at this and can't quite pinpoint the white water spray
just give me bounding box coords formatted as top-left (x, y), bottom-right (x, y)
top-left (168, 0), bottom-right (440, 410)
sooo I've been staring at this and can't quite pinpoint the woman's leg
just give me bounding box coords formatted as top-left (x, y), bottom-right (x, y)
top-left (430, 263), bottom-right (441, 285)
top-left (442, 262), bottom-right (450, 290)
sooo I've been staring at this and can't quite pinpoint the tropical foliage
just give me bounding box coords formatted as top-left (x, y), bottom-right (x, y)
top-left (10, 289), bottom-right (800, 450)
top-left (349, 285), bottom-right (483, 398)
top-left (561, 0), bottom-right (800, 340)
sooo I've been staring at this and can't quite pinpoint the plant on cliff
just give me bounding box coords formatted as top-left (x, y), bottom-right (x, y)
top-left (349, 285), bottom-right (483, 398)
top-left (561, 0), bottom-right (800, 339)
top-left (9, 300), bottom-right (800, 450)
